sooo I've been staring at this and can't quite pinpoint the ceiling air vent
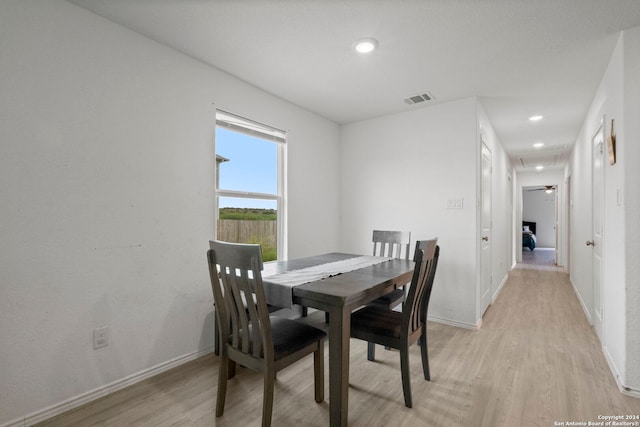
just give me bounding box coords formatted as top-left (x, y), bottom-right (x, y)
top-left (519, 154), bottom-right (562, 168)
top-left (404, 92), bottom-right (434, 105)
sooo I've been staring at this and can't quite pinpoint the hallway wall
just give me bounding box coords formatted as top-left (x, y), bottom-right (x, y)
top-left (568, 27), bottom-right (640, 395)
top-left (623, 24), bottom-right (640, 393)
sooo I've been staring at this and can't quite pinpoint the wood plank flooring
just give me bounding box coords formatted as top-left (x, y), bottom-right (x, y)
top-left (521, 247), bottom-right (556, 266)
top-left (35, 266), bottom-right (640, 426)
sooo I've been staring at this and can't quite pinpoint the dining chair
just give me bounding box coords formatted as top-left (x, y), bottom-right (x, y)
top-left (368, 230), bottom-right (411, 310)
top-left (350, 238), bottom-right (439, 408)
top-left (207, 240), bottom-right (326, 427)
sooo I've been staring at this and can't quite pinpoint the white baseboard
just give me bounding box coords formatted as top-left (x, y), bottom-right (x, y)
top-left (2, 346), bottom-right (215, 427)
top-left (602, 343), bottom-right (640, 399)
top-left (428, 314), bottom-right (480, 330)
top-left (622, 386), bottom-right (640, 399)
top-left (492, 272), bottom-right (509, 303)
top-left (571, 282), bottom-right (639, 401)
top-left (569, 276), bottom-right (592, 325)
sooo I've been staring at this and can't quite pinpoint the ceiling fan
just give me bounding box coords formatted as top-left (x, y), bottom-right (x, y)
top-left (528, 185), bottom-right (556, 193)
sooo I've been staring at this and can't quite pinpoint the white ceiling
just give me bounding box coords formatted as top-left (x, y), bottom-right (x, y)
top-left (68, 0), bottom-right (640, 171)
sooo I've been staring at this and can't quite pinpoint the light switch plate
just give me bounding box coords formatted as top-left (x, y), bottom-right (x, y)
top-left (446, 198), bottom-right (464, 209)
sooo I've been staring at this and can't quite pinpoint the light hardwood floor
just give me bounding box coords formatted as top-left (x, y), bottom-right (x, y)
top-left (36, 266), bottom-right (640, 426)
top-left (521, 247), bottom-right (558, 268)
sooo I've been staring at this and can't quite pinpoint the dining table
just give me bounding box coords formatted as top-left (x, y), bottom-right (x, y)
top-left (262, 253), bottom-right (415, 427)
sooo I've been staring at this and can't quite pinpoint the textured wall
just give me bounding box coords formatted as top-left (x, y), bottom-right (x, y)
top-left (0, 1), bottom-right (340, 424)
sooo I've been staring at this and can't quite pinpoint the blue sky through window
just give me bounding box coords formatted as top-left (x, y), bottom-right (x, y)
top-left (216, 127), bottom-right (277, 209)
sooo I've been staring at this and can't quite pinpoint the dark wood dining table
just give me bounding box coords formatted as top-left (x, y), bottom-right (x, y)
top-left (263, 253), bottom-right (415, 427)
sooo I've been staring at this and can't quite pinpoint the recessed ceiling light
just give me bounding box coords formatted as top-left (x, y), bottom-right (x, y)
top-left (536, 165), bottom-right (544, 171)
top-left (529, 115), bottom-right (544, 122)
top-left (354, 38), bottom-right (378, 54)
top-left (533, 142), bottom-right (545, 148)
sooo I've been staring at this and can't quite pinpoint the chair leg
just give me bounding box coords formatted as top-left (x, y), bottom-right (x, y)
top-left (214, 317), bottom-right (220, 356)
top-left (420, 334), bottom-right (431, 381)
top-left (314, 342), bottom-right (325, 402)
top-left (228, 359), bottom-right (237, 379)
top-left (216, 355), bottom-right (229, 417)
top-left (301, 306), bottom-right (308, 317)
top-left (400, 345), bottom-right (412, 408)
top-left (367, 342), bottom-right (375, 361)
top-left (262, 372), bottom-right (276, 427)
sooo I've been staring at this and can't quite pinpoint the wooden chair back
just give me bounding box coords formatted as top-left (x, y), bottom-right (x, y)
top-left (208, 240), bottom-right (326, 426)
top-left (403, 239), bottom-right (439, 338)
top-left (372, 230), bottom-right (411, 260)
top-left (208, 240), bottom-right (273, 363)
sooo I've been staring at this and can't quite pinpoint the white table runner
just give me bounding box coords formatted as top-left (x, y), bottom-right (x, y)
top-left (263, 255), bottom-right (392, 308)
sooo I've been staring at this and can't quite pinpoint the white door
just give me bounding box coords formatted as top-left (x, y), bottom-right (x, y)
top-left (480, 143), bottom-right (492, 315)
top-left (554, 189), bottom-right (559, 266)
top-left (566, 176), bottom-right (572, 272)
top-left (591, 122), bottom-right (604, 340)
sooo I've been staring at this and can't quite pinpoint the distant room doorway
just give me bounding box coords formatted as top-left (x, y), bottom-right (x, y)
top-left (522, 185), bottom-right (557, 268)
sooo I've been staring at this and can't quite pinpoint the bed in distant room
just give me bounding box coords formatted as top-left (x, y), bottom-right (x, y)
top-left (522, 221), bottom-right (537, 251)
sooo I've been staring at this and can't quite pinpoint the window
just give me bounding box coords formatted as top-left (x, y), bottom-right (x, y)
top-left (215, 110), bottom-right (285, 261)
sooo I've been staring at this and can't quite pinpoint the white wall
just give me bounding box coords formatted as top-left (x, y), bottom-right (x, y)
top-left (567, 29), bottom-right (639, 394)
top-left (522, 189), bottom-right (556, 248)
top-left (0, 1), bottom-right (341, 425)
top-left (339, 97), bottom-right (512, 328)
top-left (623, 26), bottom-right (640, 392)
top-left (340, 99), bottom-right (477, 328)
top-left (596, 34), bottom-right (627, 390)
top-left (517, 170), bottom-right (565, 188)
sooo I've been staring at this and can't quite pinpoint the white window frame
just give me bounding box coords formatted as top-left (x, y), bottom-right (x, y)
top-left (214, 110), bottom-right (287, 259)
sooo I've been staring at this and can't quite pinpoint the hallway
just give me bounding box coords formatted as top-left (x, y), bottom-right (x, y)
top-left (519, 247), bottom-right (563, 271)
top-left (36, 266), bottom-right (640, 427)
top-left (467, 265), bottom-right (638, 425)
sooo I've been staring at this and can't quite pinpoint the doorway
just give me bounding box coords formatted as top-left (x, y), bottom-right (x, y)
top-left (521, 185), bottom-right (558, 269)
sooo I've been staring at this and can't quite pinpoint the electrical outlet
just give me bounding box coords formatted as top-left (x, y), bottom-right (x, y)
top-left (93, 326), bottom-right (109, 349)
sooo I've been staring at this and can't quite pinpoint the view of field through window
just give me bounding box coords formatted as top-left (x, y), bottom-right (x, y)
top-left (215, 124), bottom-right (280, 261)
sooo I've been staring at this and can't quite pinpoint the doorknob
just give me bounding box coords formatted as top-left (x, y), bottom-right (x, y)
top-left (586, 240), bottom-right (595, 246)
top-left (482, 236), bottom-right (489, 242)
